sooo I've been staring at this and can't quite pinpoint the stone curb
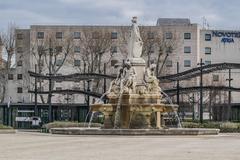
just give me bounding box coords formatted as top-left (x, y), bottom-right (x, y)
top-left (0, 129), bottom-right (16, 134)
top-left (50, 128), bottom-right (220, 136)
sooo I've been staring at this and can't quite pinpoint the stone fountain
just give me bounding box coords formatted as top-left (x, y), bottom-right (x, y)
top-left (50, 17), bottom-right (219, 135)
top-left (90, 17), bottom-right (178, 129)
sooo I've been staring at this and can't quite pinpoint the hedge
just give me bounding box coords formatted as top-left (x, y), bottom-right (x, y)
top-left (182, 121), bottom-right (240, 132)
top-left (0, 124), bottom-right (13, 129)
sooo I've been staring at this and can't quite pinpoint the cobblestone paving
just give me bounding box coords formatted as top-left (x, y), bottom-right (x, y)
top-left (0, 131), bottom-right (240, 160)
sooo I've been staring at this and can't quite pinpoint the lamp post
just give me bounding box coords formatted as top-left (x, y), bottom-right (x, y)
top-left (48, 42), bottom-right (53, 123)
top-left (34, 64), bottom-right (38, 116)
top-left (103, 63), bottom-right (107, 103)
top-left (226, 68), bottom-right (233, 121)
top-left (87, 80), bottom-right (91, 112)
top-left (189, 94), bottom-right (196, 120)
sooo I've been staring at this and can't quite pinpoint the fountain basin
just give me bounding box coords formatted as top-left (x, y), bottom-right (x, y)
top-left (91, 100), bottom-right (178, 129)
top-left (50, 128), bottom-right (220, 135)
top-left (91, 93), bottom-right (179, 129)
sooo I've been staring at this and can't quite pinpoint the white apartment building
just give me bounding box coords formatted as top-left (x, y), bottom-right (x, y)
top-left (5, 18), bottom-right (240, 103)
top-left (200, 29), bottom-right (240, 104)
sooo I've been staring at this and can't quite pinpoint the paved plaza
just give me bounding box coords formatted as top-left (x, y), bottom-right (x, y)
top-left (0, 132), bottom-right (240, 160)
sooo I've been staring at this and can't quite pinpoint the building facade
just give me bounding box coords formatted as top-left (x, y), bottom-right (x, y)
top-left (2, 18), bottom-right (240, 127)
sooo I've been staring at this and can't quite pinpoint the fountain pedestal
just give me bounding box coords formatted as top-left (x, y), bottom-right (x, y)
top-left (90, 17), bottom-right (179, 129)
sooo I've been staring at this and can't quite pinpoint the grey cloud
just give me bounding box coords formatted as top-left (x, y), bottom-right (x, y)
top-left (0, 0), bottom-right (240, 30)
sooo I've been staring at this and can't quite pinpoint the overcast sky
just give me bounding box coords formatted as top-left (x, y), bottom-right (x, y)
top-left (1, 0), bottom-right (240, 30)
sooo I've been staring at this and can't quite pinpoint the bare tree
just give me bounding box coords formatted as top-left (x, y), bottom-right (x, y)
top-left (77, 29), bottom-right (113, 94)
top-left (0, 23), bottom-right (17, 102)
top-left (79, 30), bottom-right (113, 73)
top-left (155, 30), bottom-right (178, 76)
top-left (139, 27), bottom-right (178, 76)
top-left (31, 32), bottom-right (74, 103)
top-left (139, 27), bottom-right (156, 67)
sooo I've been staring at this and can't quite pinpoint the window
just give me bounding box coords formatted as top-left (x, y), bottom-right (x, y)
top-left (56, 87), bottom-right (62, 91)
top-left (148, 32), bottom-right (154, 39)
top-left (56, 32), bottom-right (63, 39)
top-left (111, 46), bottom-right (117, 53)
top-left (184, 60), bottom-right (191, 67)
top-left (39, 59), bottom-right (44, 67)
top-left (92, 32), bottom-right (99, 39)
top-left (111, 32), bottom-right (118, 39)
top-left (184, 33), bottom-right (191, 39)
top-left (56, 59), bottom-right (63, 66)
top-left (37, 32), bottom-right (44, 39)
top-left (74, 60), bottom-right (81, 66)
top-left (17, 60), bottom-right (22, 67)
top-left (17, 87), bottom-right (23, 93)
top-left (166, 60), bottom-right (172, 67)
top-left (74, 32), bottom-right (81, 39)
top-left (149, 46), bottom-right (154, 53)
top-left (17, 74), bottom-right (22, 80)
top-left (205, 60), bottom-right (211, 65)
top-left (205, 34), bottom-right (211, 41)
top-left (56, 73), bottom-right (62, 82)
top-left (37, 87), bottom-right (44, 92)
top-left (74, 46), bottom-right (80, 53)
top-left (166, 46), bottom-right (173, 53)
top-left (37, 46), bottom-right (45, 53)
top-left (8, 74), bottom-right (13, 80)
top-left (165, 32), bottom-right (172, 39)
top-left (213, 75), bottom-right (219, 82)
top-left (205, 47), bottom-right (211, 54)
top-left (73, 87), bottom-right (80, 90)
top-left (55, 46), bottom-right (62, 52)
top-left (37, 79), bottom-right (44, 83)
top-left (184, 46), bottom-right (191, 53)
top-left (17, 34), bottom-right (23, 40)
top-left (74, 79), bottom-right (80, 83)
top-left (17, 47), bottom-right (23, 53)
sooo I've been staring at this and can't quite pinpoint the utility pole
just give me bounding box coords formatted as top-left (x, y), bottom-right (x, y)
top-left (226, 68), bottom-right (233, 121)
top-left (34, 64), bottom-right (38, 116)
top-left (176, 62), bottom-right (180, 105)
top-left (198, 58), bottom-right (204, 123)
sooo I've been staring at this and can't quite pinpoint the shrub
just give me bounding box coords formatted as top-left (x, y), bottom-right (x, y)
top-left (0, 124), bottom-right (13, 129)
top-left (220, 122), bottom-right (240, 132)
top-left (182, 122), bottom-right (202, 128)
top-left (182, 121), bottom-right (240, 132)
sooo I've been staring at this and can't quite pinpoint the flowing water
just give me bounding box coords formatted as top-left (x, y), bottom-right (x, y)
top-left (113, 78), bottom-right (124, 129)
top-left (88, 111), bottom-right (96, 128)
top-left (96, 91), bottom-right (110, 103)
top-left (160, 91), bottom-right (182, 128)
top-left (84, 91), bottom-right (109, 127)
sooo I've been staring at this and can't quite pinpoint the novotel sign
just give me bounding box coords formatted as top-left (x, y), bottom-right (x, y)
top-left (212, 31), bottom-right (240, 43)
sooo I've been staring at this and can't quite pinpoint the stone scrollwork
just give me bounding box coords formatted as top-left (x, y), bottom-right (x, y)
top-left (122, 61), bottom-right (136, 94)
top-left (144, 63), bottom-right (162, 94)
top-left (109, 59), bottom-right (137, 95)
